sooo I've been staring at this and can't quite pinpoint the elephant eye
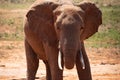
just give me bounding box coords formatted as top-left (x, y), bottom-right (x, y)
top-left (80, 27), bottom-right (84, 35)
top-left (62, 14), bottom-right (67, 19)
top-left (55, 21), bottom-right (61, 30)
top-left (57, 25), bottom-right (61, 30)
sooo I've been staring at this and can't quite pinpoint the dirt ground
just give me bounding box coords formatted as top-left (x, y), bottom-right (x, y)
top-left (0, 41), bottom-right (120, 80)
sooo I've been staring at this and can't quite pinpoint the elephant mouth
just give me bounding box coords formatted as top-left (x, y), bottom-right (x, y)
top-left (58, 43), bottom-right (85, 70)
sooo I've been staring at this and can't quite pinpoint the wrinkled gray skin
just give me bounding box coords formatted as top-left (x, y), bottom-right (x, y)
top-left (24, 0), bottom-right (102, 80)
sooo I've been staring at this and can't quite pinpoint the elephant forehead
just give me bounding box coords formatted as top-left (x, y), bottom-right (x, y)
top-left (60, 5), bottom-right (81, 12)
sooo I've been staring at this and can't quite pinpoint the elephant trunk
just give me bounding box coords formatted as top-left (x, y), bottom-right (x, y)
top-left (58, 43), bottom-right (77, 70)
top-left (64, 50), bottom-right (76, 69)
top-left (58, 50), bottom-right (76, 70)
top-left (58, 42), bottom-right (85, 70)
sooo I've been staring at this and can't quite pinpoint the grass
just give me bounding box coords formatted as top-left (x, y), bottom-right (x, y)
top-left (0, 2), bottom-right (32, 10)
top-left (0, 3), bottom-right (26, 9)
top-left (86, 28), bottom-right (120, 48)
top-left (0, 1), bottom-right (120, 48)
top-left (86, 5), bottom-right (120, 48)
top-left (0, 10), bottom-right (25, 41)
top-left (101, 5), bottom-right (120, 29)
top-left (0, 32), bottom-right (24, 41)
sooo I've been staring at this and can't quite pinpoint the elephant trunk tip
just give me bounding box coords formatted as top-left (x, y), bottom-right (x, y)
top-left (64, 58), bottom-right (75, 69)
top-left (65, 66), bottom-right (74, 69)
top-left (65, 63), bottom-right (74, 69)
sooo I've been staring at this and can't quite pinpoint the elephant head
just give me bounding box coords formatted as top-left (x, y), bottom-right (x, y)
top-left (53, 5), bottom-right (85, 69)
top-left (26, 1), bottom-right (102, 70)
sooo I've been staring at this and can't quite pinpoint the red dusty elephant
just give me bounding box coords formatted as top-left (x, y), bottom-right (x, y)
top-left (24, 0), bottom-right (102, 80)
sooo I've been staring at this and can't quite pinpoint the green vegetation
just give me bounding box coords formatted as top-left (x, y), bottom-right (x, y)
top-left (86, 5), bottom-right (120, 48)
top-left (86, 28), bottom-right (120, 48)
top-left (0, 0), bottom-right (34, 9)
top-left (0, 3), bottom-right (31, 9)
top-left (101, 5), bottom-right (120, 29)
top-left (0, 0), bottom-right (120, 48)
top-left (0, 11), bottom-right (24, 40)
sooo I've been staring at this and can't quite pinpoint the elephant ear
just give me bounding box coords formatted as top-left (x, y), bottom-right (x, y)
top-left (25, 1), bottom-right (59, 46)
top-left (77, 1), bottom-right (102, 40)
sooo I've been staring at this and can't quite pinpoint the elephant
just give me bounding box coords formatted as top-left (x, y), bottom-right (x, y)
top-left (24, 0), bottom-right (102, 80)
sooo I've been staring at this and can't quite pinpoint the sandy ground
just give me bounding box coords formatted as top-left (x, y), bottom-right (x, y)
top-left (0, 41), bottom-right (120, 80)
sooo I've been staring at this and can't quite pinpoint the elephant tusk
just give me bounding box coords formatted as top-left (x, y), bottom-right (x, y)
top-left (58, 50), bottom-right (63, 70)
top-left (80, 50), bottom-right (85, 69)
top-left (58, 42), bottom-right (63, 70)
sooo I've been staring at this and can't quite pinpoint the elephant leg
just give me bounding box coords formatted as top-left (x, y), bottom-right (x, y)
top-left (76, 43), bottom-right (92, 80)
top-left (43, 60), bottom-right (52, 80)
top-left (43, 43), bottom-right (63, 80)
top-left (48, 55), bottom-right (63, 80)
top-left (25, 40), bottom-right (39, 80)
